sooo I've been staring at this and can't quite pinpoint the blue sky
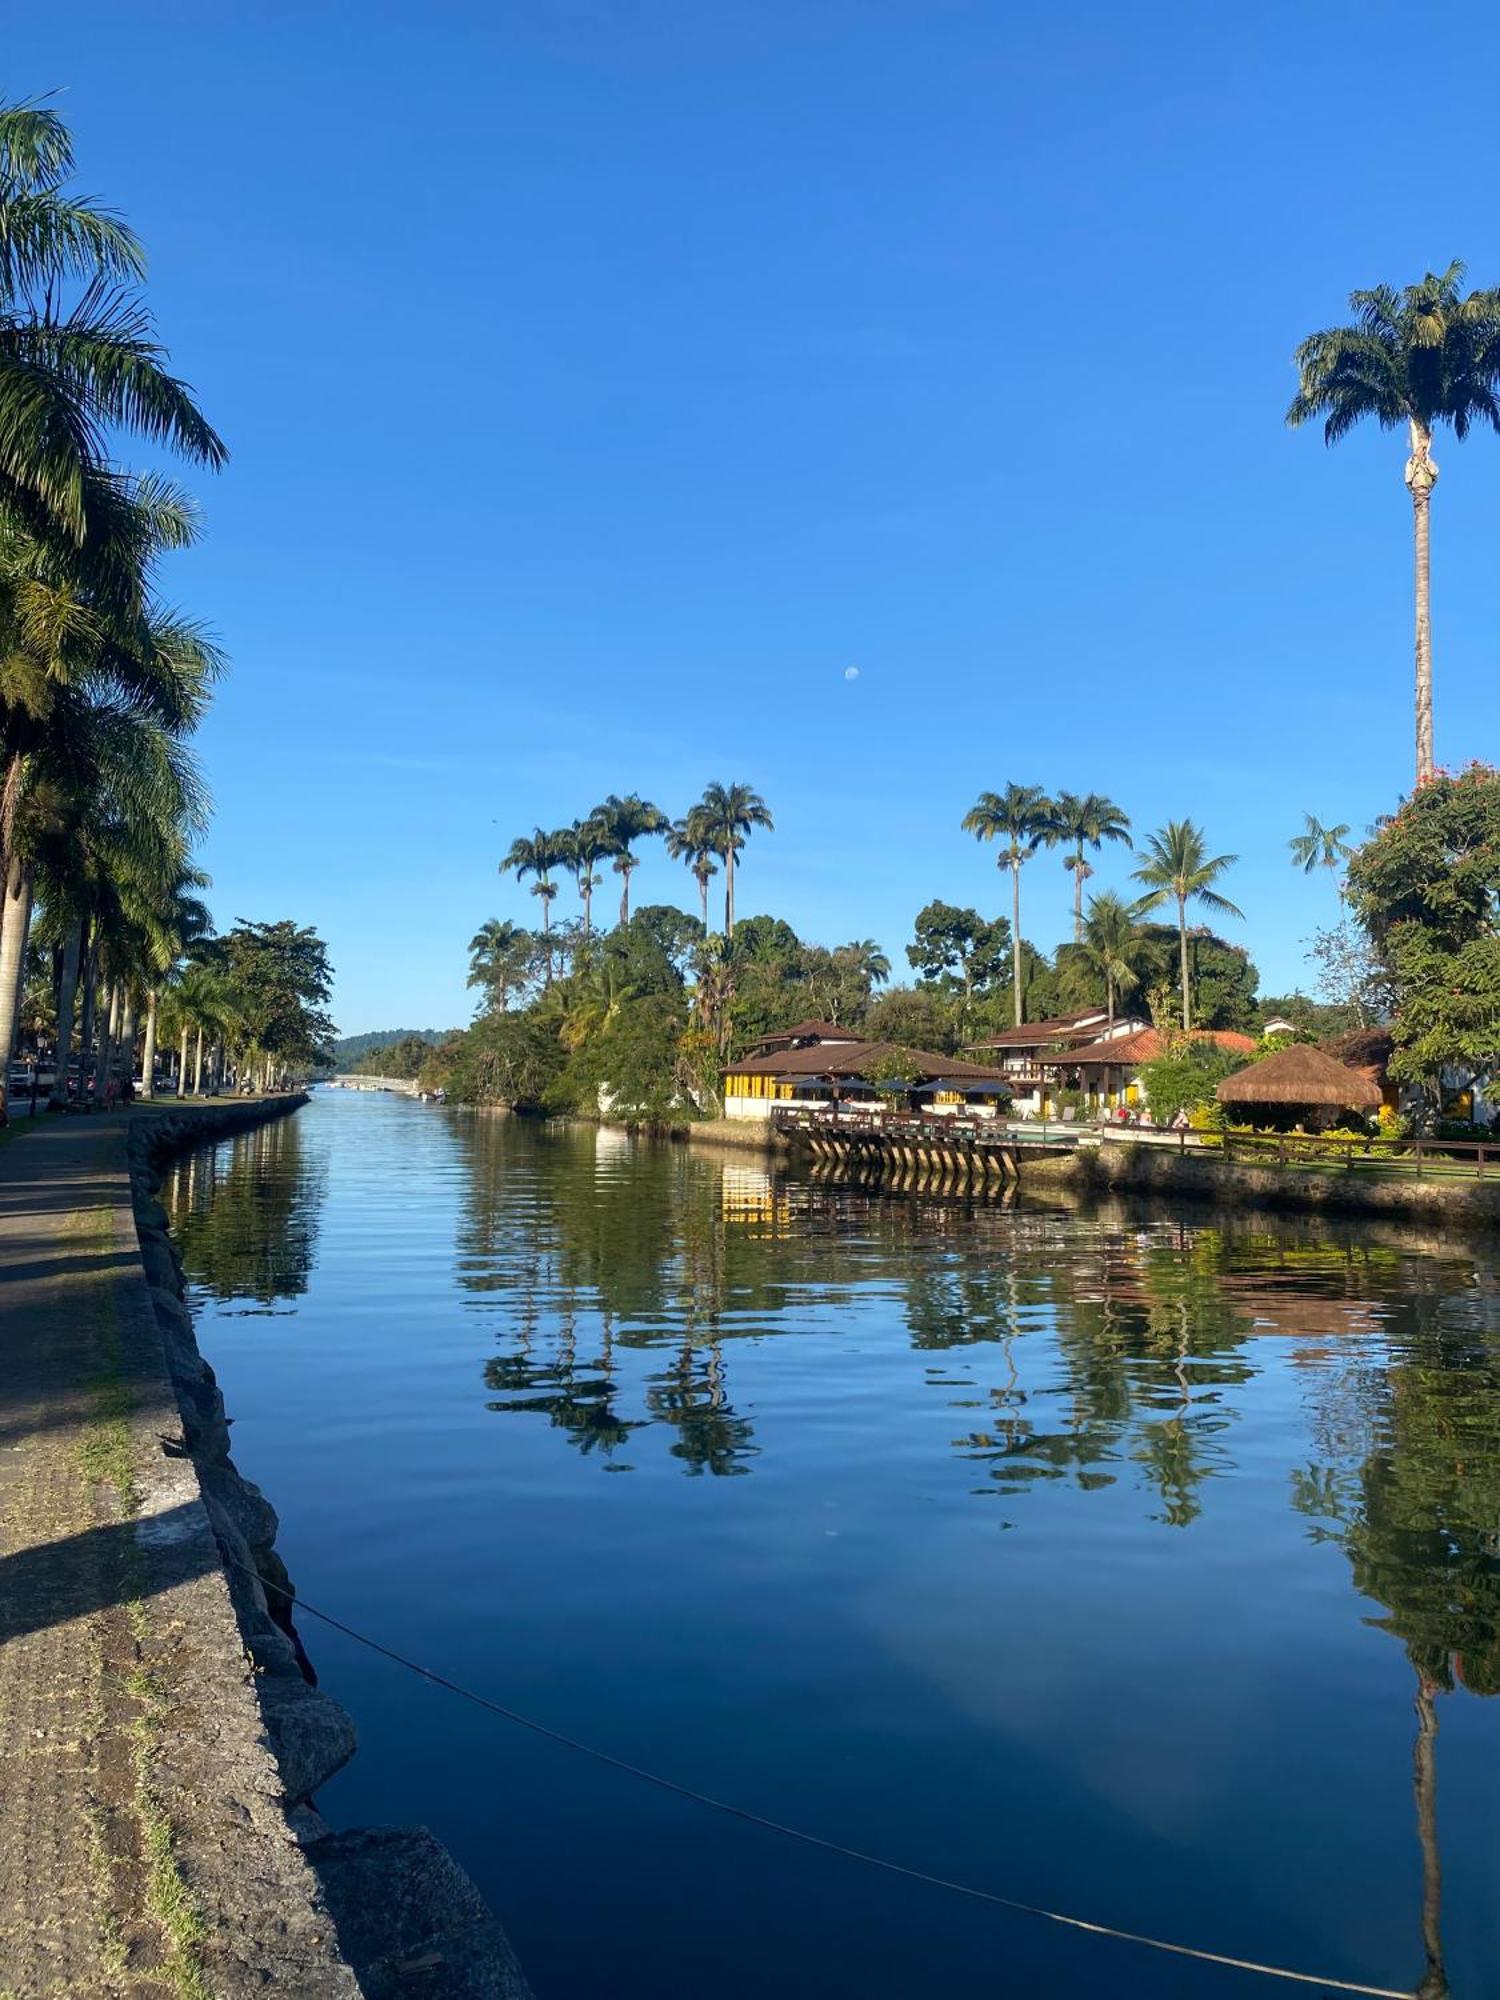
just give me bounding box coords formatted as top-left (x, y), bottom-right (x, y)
top-left (16, 2), bottom-right (1500, 1032)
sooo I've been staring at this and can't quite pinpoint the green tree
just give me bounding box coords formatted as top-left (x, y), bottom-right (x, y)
top-left (1289, 812), bottom-right (1353, 907)
top-left (1074, 889), bottom-right (1146, 1027)
top-left (1051, 791), bottom-right (1132, 941)
top-left (694, 781), bottom-right (773, 935)
top-left (1131, 821), bottom-right (1243, 1032)
top-left (561, 818), bottom-right (611, 938)
top-left (1138, 1037), bottom-right (1245, 1123)
top-left (905, 900), bottom-right (1010, 1024)
top-left (1287, 264), bottom-right (1500, 784)
top-left (591, 793), bottom-right (667, 928)
top-left (1346, 765), bottom-right (1500, 1110)
top-left (960, 784), bottom-right (1056, 1026)
top-left (862, 985), bottom-right (958, 1053)
top-left (467, 918), bottom-right (531, 1015)
top-left (665, 807), bottom-right (719, 931)
top-left (499, 827), bottom-right (567, 982)
top-left (217, 920), bottom-right (335, 1084)
top-left (0, 102), bottom-right (226, 566)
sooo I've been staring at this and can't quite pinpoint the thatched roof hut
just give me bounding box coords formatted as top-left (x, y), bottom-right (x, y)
top-left (1216, 1043), bottom-right (1381, 1111)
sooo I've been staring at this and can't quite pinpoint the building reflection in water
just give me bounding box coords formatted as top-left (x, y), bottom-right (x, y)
top-left (443, 1119), bottom-right (1496, 1994)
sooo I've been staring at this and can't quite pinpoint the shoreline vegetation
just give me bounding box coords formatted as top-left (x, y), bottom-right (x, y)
top-left (343, 760), bottom-right (1500, 1162)
top-left (347, 271), bottom-right (1500, 1156)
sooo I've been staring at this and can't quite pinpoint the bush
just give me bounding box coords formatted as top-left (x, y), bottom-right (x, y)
top-left (1434, 1117), bottom-right (1486, 1142)
top-left (1139, 1039), bottom-right (1246, 1124)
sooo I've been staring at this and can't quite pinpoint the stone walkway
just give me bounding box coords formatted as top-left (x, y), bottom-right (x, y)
top-left (0, 1107), bottom-right (357, 1998)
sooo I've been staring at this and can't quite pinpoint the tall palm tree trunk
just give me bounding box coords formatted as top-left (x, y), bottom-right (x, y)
top-left (724, 852), bottom-right (736, 936)
top-left (1010, 855), bottom-right (1023, 1026)
top-left (581, 879), bottom-right (592, 939)
top-left (192, 1030), bottom-right (205, 1094)
top-left (95, 979), bottom-right (117, 1109)
top-left (1073, 848), bottom-right (1086, 942)
top-left (0, 858), bottom-right (35, 1115)
top-left (1177, 893), bottom-right (1191, 1032)
top-left (178, 1026), bottom-right (190, 1098)
top-left (619, 867), bottom-right (631, 929)
top-left (50, 918), bottom-right (84, 1111)
top-left (1412, 1673), bottom-right (1448, 1999)
top-left (141, 990), bottom-right (159, 1099)
top-left (698, 869), bottom-right (709, 931)
top-left (78, 935), bottom-right (97, 1098)
top-left (1407, 420), bottom-right (1438, 786)
top-left (118, 995), bottom-right (137, 1098)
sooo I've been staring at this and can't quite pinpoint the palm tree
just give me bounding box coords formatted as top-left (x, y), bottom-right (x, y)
top-left (590, 794), bottom-right (667, 927)
top-left (467, 918), bottom-right (528, 1014)
top-left (0, 618), bottom-right (212, 1115)
top-left (1131, 820), bottom-right (1243, 1033)
top-left (690, 936), bottom-right (738, 1061)
top-left (693, 782), bottom-right (773, 935)
top-left (840, 939), bottom-right (891, 987)
top-left (171, 954), bottom-right (231, 1096)
top-left (1077, 891), bottom-right (1145, 1029)
top-left (564, 816), bottom-right (611, 938)
top-left (1051, 791), bottom-right (1132, 941)
top-left (665, 809), bottom-right (719, 930)
top-left (1287, 264), bottom-right (1500, 785)
top-left (961, 784), bottom-right (1056, 1026)
top-left (135, 865), bottom-right (212, 1098)
top-left (0, 102), bottom-right (226, 576)
top-left (1289, 812), bottom-right (1353, 907)
top-left (500, 827), bottom-right (567, 982)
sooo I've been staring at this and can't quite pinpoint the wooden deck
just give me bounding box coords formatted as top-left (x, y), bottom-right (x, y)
top-left (771, 1107), bottom-right (1078, 1186)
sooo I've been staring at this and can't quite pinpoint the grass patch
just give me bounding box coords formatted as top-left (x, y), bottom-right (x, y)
top-left (78, 1369), bottom-right (139, 1513)
top-left (78, 1206), bottom-right (210, 1998)
top-left (75, 1206), bottom-right (141, 1515)
top-left (126, 1670), bottom-right (211, 2000)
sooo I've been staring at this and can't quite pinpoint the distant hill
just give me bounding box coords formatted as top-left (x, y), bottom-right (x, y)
top-left (331, 1029), bottom-right (456, 1070)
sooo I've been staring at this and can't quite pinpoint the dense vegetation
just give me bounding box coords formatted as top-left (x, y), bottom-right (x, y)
top-left (422, 773), bottom-right (1273, 1121)
top-left (427, 755), bottom-right (1498, 1129)
top-left (333, 1028), bottom-right (451, 1074)
top-left (0, 104), bottom-right (332, 1113)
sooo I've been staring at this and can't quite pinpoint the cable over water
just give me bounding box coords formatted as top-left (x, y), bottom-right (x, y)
top-left (228, 1556), bottom-right (1413, 1999)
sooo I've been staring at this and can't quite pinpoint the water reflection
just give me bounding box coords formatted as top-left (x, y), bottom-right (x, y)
top-left (444, 1122), bottom-right (1500, 1992)
top-left (166, 1100), bottom-right (1500, 1998)
top-left (164, 1113), bottom-right (323, 1312)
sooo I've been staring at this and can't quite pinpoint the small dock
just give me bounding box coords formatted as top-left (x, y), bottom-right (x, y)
top-left (772, 1107), bottom-right (1079, 1187)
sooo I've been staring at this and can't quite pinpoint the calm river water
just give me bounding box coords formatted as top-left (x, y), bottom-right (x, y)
top-left (164, 1088), bottom-right (1500, 1998)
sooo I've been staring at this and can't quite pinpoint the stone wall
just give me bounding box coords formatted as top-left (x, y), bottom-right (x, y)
top-left (128, 1096), bottom-right (534, 1998)
top-left (1063, 1136), bottom-right (1500, 1232)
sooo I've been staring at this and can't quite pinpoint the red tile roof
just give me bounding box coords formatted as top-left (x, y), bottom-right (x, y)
top-left (1064, 1027), bottom-right (1256, 1068)
top-left (965, 1010), bottom-right (1114, 1051)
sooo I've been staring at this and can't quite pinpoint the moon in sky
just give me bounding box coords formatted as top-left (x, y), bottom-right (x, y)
top-left (844, 665), bottom-right (860, 681)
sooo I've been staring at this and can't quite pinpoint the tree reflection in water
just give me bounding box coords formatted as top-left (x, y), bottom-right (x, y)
top-left (1292, 1270), bottom-right (1500, 2000)
top-left (449, 1122), bottom-right (1500, 1991)
top-left (170, 1106), bottom-right (1500, 1994)
top-left (164, 1114), bottom-right (324, 1311)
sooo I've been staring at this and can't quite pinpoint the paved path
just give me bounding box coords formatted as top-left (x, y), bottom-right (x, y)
top-left (0, 1106), bottom-right (356, 1998)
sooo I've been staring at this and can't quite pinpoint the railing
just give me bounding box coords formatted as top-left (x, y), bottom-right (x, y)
top-left (773, 1106), bottom-right (997, 1144)
top-left (1096, 1123), bottom-right (1499, 1179)
top-left (1218, 1128), bottom-right (1497, 1179)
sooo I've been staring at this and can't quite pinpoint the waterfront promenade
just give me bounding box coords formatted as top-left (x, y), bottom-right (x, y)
top-left (0, 1101), bottom-right (357, 1996)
